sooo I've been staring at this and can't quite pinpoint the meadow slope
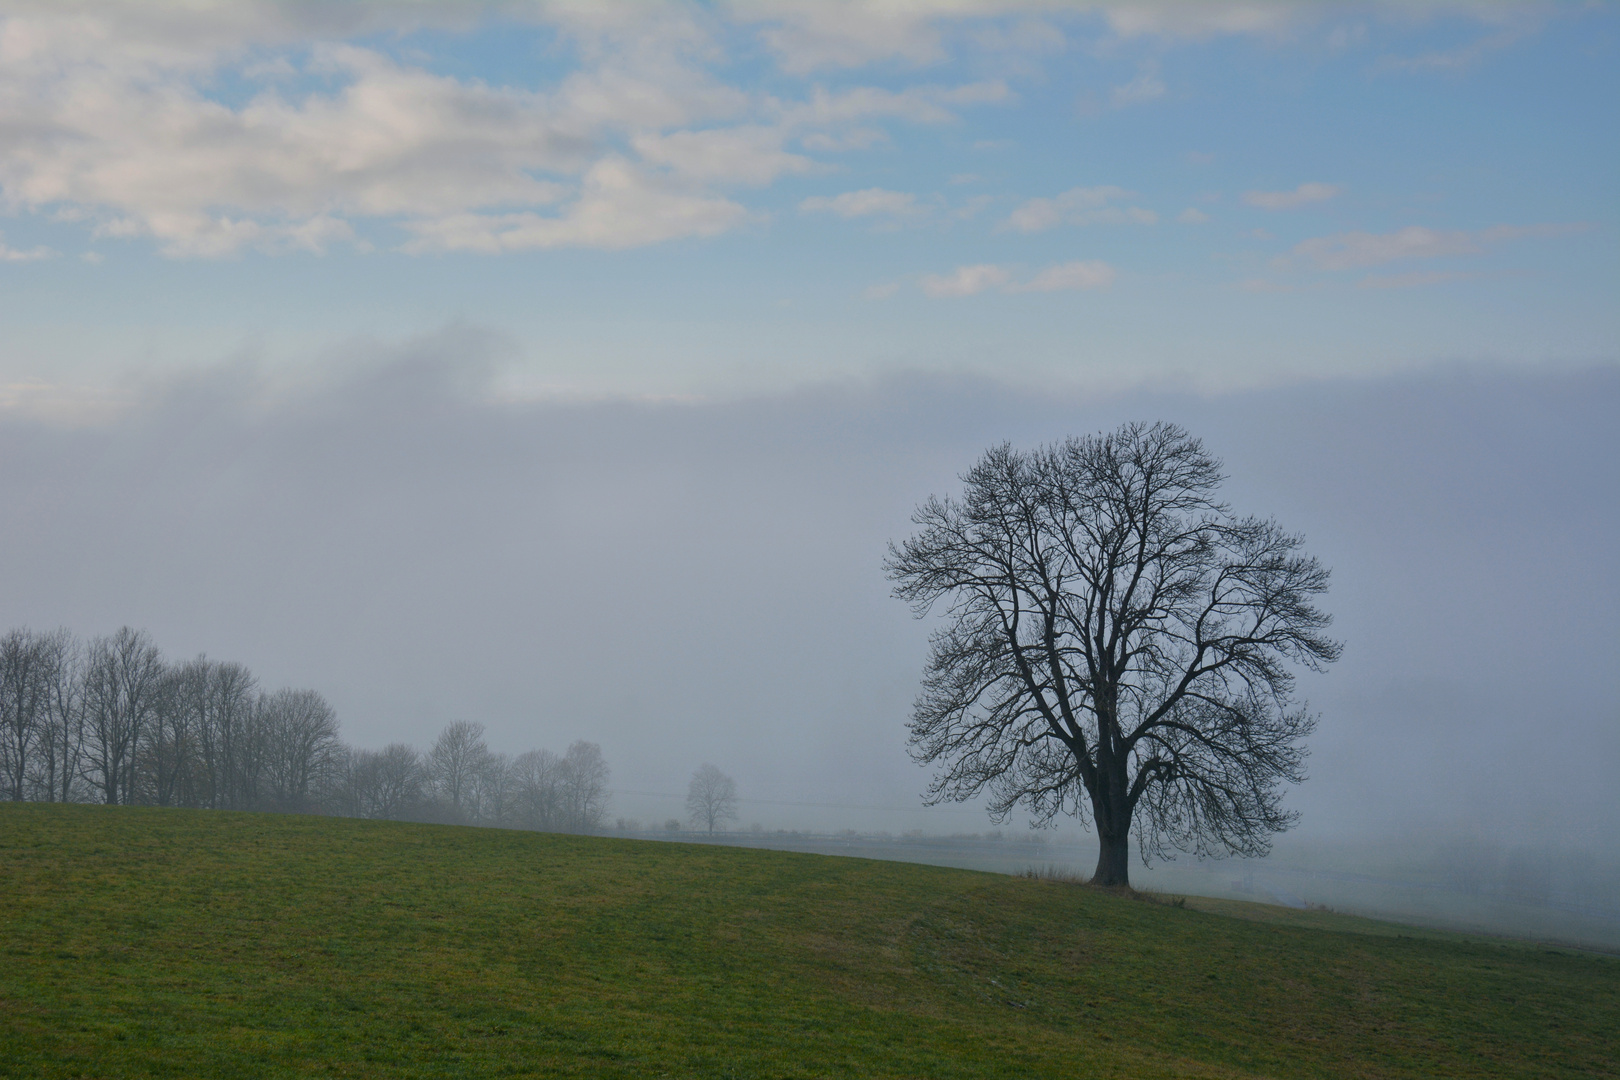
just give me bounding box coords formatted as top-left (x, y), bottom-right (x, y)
top-left (1, 805), bottom-right (1614, 1079)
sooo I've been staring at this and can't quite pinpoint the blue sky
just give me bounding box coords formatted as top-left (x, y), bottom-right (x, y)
top-left (0, 2), bottom-right (1614, 408)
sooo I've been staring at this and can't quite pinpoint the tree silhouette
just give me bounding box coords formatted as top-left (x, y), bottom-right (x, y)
top-left (886, 423), bottom-right (1340, 887)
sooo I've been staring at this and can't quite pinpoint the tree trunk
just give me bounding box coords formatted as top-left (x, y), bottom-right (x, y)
top-left (1091, 730), bottom-right (1132, 888)
top-left (1093, 829), bottom-right (1131, 888)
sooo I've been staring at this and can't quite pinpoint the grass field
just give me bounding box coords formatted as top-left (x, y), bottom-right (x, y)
top-left (2, 804), bottom-right (1615, 1078)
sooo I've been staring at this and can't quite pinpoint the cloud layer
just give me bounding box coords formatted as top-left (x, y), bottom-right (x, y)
top-left (0, 3), bottom-right (1545, 263)
top-left (0, 4), bottom-right (1024, 256)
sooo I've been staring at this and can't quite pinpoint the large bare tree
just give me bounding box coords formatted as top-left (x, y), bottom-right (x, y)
top-left (885, 423), bottom-right (1340, 888)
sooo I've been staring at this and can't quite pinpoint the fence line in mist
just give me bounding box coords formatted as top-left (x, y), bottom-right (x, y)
top-left (0, 625), bottom-right (610, 832)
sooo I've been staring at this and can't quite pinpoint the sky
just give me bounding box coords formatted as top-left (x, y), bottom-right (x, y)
top-left (0, 2), bottom-right (1616, 857)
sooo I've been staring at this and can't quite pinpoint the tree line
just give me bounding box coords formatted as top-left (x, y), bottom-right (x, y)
top-left (0, 626), bottom-right (609, 832)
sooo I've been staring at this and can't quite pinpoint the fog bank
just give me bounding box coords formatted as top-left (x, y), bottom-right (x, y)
top-left (2, 345), bottom-right (1615, 866)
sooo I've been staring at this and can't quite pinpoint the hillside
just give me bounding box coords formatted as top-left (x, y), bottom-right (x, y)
top-left (1, 804), bottom-right (1614, 1079)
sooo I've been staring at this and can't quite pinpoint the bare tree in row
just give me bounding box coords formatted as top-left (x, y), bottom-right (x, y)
top-left (0, 624), bottom-right (612, 834)
top-left (327, 730), bottom-right (609, 832)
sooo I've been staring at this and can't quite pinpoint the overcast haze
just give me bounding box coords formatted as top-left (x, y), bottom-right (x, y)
top-left (3, 350), bottom-right (1615, 854)
top-left (0, 2), bottom-right (1616, 883)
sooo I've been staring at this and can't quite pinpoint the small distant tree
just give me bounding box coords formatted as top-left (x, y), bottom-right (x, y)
top-left (686, 763), bottom-right (739, 834)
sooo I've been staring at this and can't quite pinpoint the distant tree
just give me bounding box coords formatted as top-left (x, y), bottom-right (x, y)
top-left (198, 660), bottom-right (260, 810)
top-left (470, 751), bottom-right (512, 826)
top-left (81, 628), bottom-right (166, 806)
top-left (160, 658), bottom-right (213, 809)
top-left (685, 763), bottom-right (739, 834)
top-left (0, 629), bottom-right (52, 801)
top-left (560, 740), bottom-right (609, 832)
top-left (428, 721), bottom-right (490, 821)
top-left (886, 423), bottom-right (1340, 888)
top-left (353, 743), bottom-right (425, 820)
top-left (0, 620), bottom-right (630, 835)
top-left (260, 689), bottom-right (341, 813)
top-left (140, 666), bottom-right (192, 807)
top-left (34, 630), bottom-right (85, 803)
top-left (510, 748), bottom-right (564, 831)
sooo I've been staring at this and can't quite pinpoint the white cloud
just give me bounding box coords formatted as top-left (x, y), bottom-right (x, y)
top-left (798, 127), bottom-right (888, 151)
top-left (1109, 61), bottom-right (1166, 107)
top-left (733, 0), bottom-right (1319, 74)
top-left (1005, 260), bottom-right (1115, 292)
top-left (0, 233), bottom-right (54, 261)
top-left (1356, 270), bottom-right (1478, 290)
top-left (399, 158), bottom-right (752, 253)
top-left (920, 263), bottom-right (1010, 297)
top-left (0, 6), bottom-right (1019, 258)
top-left (774, 81), bottom-right (1013, 127)
top-left (0, 33), bottom-right (601, 255)
top-left (1004, 186), bottom-right (1156, 232)
top-left (1283, 223), bottom-right (1583, 272)
top-left (631, 126), bottom-right (817, 185)
top-left (1177, 207), bottom-right (1210, 224)
top-left (0, 3), bottom-right (1543, 260)
top-left (1105, 4), bottom-right (1307, 40)
top-left (1299, 227), bottom-right (1477, 268)
top-left (949, 194), bottom-right (993, 220)
top-left (1377, 22), bottom-right (1535, 74)
top-left (919, 259), bottom-right (1116, 297)
top-left (799, 188), bottom-right (920, 219)
top-left (729, 0), bottom-right (948, 74)
top-left (1243, 182), bottom-right (1341, 210)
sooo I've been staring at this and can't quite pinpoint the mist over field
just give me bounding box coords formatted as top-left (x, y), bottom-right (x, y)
top-left (3, 342), bottom-right (1614, 910)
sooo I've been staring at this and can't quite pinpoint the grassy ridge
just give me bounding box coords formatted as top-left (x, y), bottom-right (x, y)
top-left (1, 805), bottom-right (1613, 1079)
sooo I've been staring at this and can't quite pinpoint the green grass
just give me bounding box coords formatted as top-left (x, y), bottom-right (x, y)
top-left (1, 805), bottom-right (1614, 1078)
